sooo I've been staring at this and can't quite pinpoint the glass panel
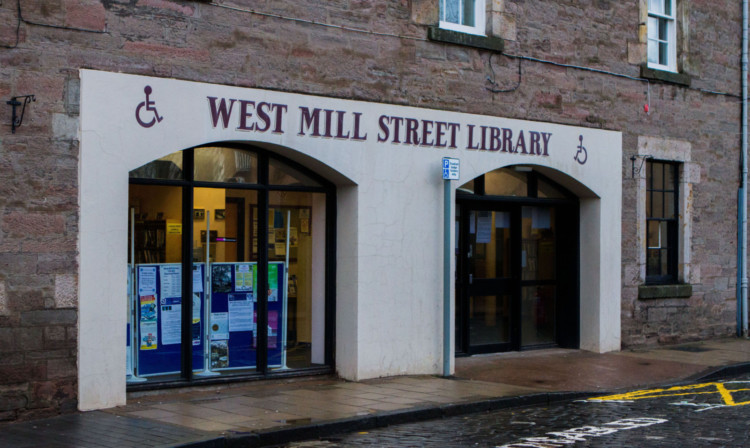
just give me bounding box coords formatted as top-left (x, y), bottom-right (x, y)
top-left (443, 0), bottom-right (459, 23)
top-left (522, 207), bottom-right (556, 281)
top-left (268, 191), bottom-right (327, 370)
top-left (484, 169), bottom-right (528, 197)
top-left (652, 191), bottom-right (664, 218)
top-left (194, 147), bottom-right (258, 184)
top-left (649, 0), bottom-right (665, 15)
top-left (469, 211), bottom-right (511, 280)
top-left (660, 221), bottom-right (669, 249)
top-left (521, 286), bottom-right (556, 347)
top-left (646, 191), bottom-right (652, 217)
top-left (647, 248), bottom-right (660, 276)
top-left (659, 41), bottom-right (669, 66)
top-left (647, 220), bottom-right (661, 249)
top-left (661, 248), bottom-right (670, 277)
top-left (462, 0), bottom-right (475, 26)
top-left (457, 179), bottom-right (475, 195)
top-left (658, 18), bottom-right (668, 40)
top-left (537, 177), bottom-right (567, 199)
top-left (193, 187), bottom-right (259, 375)
top-left (652, 162), bottom-right (664, 190)
top-left (665, 192), bottom-right (675, 219)
top-left (129, 152), bottom-right (183, 180)
top-left (665, 163), bottom-right (676, 191)
top-left (127, 185), bottom-right (185, 382)
top-left (664, 0), bottom-right (672, 16)
top-left (469, 295), bottom-right (511, 345)
top-left (269, 159), bottom-right (323, 187)
top-left (648, 39), bottom-right (658, 65)
top-left (647, 17), bottom-right (659, 40)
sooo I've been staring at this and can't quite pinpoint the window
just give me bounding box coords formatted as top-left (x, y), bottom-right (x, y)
top-left (440, 0), bottom-right (485, 36)
top-left (647, 0), bottom-right (677, 71)
top-left (646, 161), bottom-right (679, 283)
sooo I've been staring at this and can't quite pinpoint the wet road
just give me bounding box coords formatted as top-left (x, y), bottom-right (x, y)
top-left (280, 373), bottom-right (750, 447)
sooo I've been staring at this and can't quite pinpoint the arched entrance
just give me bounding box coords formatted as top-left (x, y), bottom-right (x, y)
top-left (126, 144), bottom-right (335, 385)
top-left (455, 166), bottom-right (579, 354)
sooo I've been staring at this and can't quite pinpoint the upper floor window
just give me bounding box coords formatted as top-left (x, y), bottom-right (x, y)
top-left (647, 0), bottom-right (677, 72)
top-left (440, 0), bottom-right (485, 36)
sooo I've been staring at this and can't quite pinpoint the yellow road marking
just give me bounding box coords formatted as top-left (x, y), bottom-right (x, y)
top-left (588, 382), bottom-right (750, 407)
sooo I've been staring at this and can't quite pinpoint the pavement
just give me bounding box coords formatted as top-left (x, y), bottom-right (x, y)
top-left (1, 337), bottom-right (749, 448)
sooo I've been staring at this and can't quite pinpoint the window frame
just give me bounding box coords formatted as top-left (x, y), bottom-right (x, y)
top-left (127, 144), bottom-right (337, 390)
top-left (439, 0), bottom-right (486, 36)
top-left (645, 160), bottom-right (680, 284)
top-left (647, 0), bottom-right (677, 72)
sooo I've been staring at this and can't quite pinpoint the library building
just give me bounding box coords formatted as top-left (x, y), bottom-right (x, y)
top-left (78, 70), bottom-right (621, 410)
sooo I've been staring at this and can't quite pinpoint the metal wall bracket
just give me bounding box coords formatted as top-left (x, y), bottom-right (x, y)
top-left (7, 94), bottom-right (36, 134)
top-left (631, 154), bottom-right (653, 178)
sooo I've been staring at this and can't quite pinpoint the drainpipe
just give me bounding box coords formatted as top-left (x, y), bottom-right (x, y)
top-left (741, 0), bottom-right (748, 337)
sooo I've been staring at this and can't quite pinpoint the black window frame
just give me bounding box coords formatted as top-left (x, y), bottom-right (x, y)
top-left (127, 143), bottom-right (336, 390)
top-left (645, 160), bottom-right (679, 284)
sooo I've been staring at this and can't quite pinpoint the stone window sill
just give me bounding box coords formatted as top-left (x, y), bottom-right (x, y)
top-left (640, 64), bottom-right (691, 87)
top-left (427, 27), bottom-right (504, 52)
top-left (638, 284), bottom-right (693, 300)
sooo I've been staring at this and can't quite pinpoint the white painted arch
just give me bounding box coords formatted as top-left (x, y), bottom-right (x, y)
top-left (78, 70), bottom-right (621, 410)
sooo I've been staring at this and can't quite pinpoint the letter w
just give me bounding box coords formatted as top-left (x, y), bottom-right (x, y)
top-left (207, 97), bottom-right (236, 129)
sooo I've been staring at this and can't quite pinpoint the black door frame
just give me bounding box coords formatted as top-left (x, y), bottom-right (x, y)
top-left (455, 195), bottom-right (579, 355)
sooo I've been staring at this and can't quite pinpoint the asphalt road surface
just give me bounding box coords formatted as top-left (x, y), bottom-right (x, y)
top-left (280, 373), bottom-right (750, 447)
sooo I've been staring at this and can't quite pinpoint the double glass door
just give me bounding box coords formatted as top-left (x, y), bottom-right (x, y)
top-left (456, 203), bottom-right (570, 354)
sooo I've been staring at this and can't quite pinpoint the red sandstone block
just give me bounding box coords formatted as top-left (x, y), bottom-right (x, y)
top-left (123, 41), bottom-right (211, 63)
top-left (63, 0), bottom-right (106, 32)
top-left (137, 0), bottom-right (195, 16)
top-left (2, 213), bottom-right (65, 237)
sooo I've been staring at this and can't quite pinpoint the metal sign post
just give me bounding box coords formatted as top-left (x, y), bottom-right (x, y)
top-left (442, 157), bottom-right (459, 377)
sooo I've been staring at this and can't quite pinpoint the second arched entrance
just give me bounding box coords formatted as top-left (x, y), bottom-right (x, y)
top-left (455, 166), bottom-right (579, 354)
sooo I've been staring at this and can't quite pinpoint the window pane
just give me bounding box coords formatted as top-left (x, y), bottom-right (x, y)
top-left (665, 163), bottom-right (676, 191)
top-left (652, 192), bottom-right (664, 218)
top-left (653, 162), bottom-right (664, 190)
top-left (665, 192), bottom-right (676, 219)
top-left (130, 152), bottom-right (184, 180)
top-left (268, 191), bottom-right (327, 370)
top-left (647, 248), bottom-right (660, 276)
top-left (521, 286), bottom-right (556, 347)
top-left (193, 187), bottom-right (259, 376)
top-left (128, 184), bottom-right (186, 382)
top-left (484, 169), bottom-right (528, 196)
top-left (648, 40), bottom-right (659, 64)
top-left (537, 178), bottom-right (567, 199)
top-left (647, 220), bottom-right (661, 248)
top-left (444, 0), bottom-right (459, 23)
top-left (664, 0), bottom-right (672, 16)
top-left (522, 207), bottom-right (556, 281)
top-left (658, 18), bottom-right (669, 40)
top-left (194, 147), bottom-right (258, 184)
top-left (649, 0), bottom-right (664, 15)
top-left (661, 248), bottom-right (670, 276)
top-left (462, 0), bottom-right (475, 26)
top-left (268, 159), bottom-right (323, 187)
top-left (646, 191), bottom-right (652, 217)
top-left (660, 221), bottom-right (669, 249)
top-left (457, 179), bottom-right (475, 194)
top-left (647, 17), bottom-right (659, 40)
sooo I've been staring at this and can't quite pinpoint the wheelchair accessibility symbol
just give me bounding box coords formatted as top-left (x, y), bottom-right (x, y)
top-left (135, 85), bottom-right (164, 128)
top-left (574, 135), bottom-right (587, 165)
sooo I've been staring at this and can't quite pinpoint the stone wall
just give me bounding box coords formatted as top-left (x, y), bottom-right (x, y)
top-left (0, 0), bottom-right (742, 419)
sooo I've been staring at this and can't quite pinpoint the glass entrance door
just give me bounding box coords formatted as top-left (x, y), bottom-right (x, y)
top-left (457, 204), bottom-right (561, 353)
top-left (458, 207), bottom-right (516, 353)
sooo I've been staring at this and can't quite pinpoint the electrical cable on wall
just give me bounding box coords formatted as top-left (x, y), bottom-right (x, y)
top-left (0, 0), bottom-right (108, 50)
